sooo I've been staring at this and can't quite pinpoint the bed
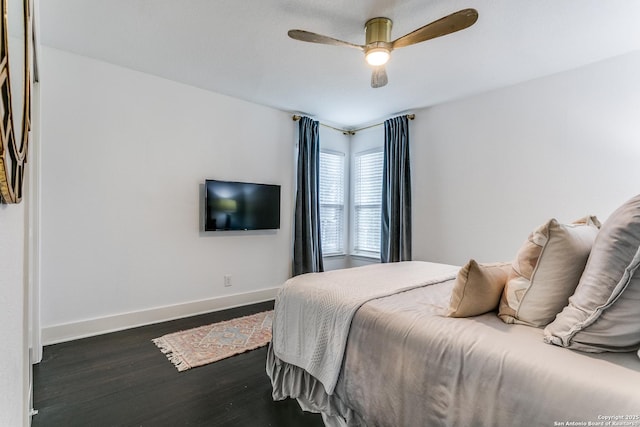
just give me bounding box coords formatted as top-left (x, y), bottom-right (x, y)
top-left (266, 261), bottom-right (640, 427)
top-left (268, 195), bottom-right (640, 426)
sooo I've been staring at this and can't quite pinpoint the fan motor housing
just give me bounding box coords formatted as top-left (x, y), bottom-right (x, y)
top-left (365, 17), bottom-right (392, 46)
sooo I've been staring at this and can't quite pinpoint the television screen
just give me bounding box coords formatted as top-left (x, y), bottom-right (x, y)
top-left (204, 180), bottom-right (281, 231)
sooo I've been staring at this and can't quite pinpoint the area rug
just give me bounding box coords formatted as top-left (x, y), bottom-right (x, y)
top-left (152, 310), bottom-right (273, 372)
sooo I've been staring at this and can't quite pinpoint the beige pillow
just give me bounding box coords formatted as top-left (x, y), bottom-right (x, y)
top-left (447, 260), bottom-right (511, 317)
top-left (544, 194), bottom-right (640, 352)
top-left (498, 216), bottom-right (601, 327)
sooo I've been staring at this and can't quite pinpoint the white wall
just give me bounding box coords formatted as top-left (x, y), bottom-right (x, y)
top-left (39, 46), bottom-right (640, 342)
top-left (40, 47), bottom-right (295, 342)
top-left (0, 25), bottom-right (34, 427)
top-left (0, 203), bottom-right (28, 426)
top-left (411, 50), bottom-right (640, 265)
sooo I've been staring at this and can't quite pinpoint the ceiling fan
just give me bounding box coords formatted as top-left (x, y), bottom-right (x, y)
top-left (288, 8), bottom-right (478, 88)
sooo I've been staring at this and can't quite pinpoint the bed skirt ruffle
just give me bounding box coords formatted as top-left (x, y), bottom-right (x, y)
top-left (266, 342), bottom-right (364, 427)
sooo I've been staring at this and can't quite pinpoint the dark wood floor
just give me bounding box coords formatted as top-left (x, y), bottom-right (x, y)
top-left (33, 301), bottom-right (325, 427)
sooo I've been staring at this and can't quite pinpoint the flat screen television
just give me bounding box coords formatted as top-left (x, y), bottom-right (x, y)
top-left (204, 179), bottom-right (281, 231)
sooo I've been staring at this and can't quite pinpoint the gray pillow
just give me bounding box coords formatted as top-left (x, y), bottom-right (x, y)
top-left (544, 194), bottom-right (640, 352)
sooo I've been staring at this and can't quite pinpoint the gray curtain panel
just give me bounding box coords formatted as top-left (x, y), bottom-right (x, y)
top-left (381, 115), bottom-right (412, 263)
top-left (293, 116), bottom-right (324, 276)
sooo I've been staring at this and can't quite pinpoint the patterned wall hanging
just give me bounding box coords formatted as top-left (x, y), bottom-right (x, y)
top-left (0, 0), bottom-right (32, 204)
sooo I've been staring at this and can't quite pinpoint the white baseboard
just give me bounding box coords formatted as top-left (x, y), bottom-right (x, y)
top-left (41, 287), bottom-right (280, 346)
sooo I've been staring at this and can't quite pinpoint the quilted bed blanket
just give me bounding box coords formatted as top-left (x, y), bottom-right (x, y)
top-left (271, 261), bottom-right (459, 394)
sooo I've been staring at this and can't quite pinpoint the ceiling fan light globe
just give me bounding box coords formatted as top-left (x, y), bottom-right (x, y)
top-left (365, 48), bottom-right (390, 66)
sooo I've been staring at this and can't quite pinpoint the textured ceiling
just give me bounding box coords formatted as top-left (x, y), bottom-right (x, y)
top-left (38, 0), bottom-right (640, 127)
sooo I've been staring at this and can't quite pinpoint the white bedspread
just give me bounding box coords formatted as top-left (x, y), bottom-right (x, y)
top-left (271, 261), bottom-right (459, 394)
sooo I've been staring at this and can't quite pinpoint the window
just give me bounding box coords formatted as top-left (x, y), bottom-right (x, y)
top-left (319, 150), bottom-right (345, 255)
top-left (353, 149), bottom-right (383, 256)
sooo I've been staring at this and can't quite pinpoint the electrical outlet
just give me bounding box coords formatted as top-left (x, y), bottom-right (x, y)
top-left (224, 274), bottom-right (232, 287)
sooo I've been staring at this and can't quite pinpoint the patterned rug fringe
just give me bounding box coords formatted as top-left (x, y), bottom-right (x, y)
top-left (152, 338), bottom-right (192, 372)
top-left (151, 310), bottom-right (273, 372)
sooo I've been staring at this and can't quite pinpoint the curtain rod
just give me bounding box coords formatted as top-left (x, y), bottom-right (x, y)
top-left (292, 114), bottom-right (415, 136)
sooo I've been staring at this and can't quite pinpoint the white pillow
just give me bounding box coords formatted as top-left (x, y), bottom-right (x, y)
top-left (498, 216), bottom-right (600, 327)
top-left (544, 194), bottom-right (640, 352)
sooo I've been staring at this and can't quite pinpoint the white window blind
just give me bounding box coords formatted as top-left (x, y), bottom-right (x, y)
top-left (319, 151), bottom-right (345, 255)
top-left (353, 150), bottom-right (383, 255)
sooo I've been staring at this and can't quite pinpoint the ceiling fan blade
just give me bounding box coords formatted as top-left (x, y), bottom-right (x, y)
top-left (371, 66), bottom-right (388, 88)
top-left (288, 30), bottom-right (364, 50)
top-left (392, 8), bottom-right (478, 49)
